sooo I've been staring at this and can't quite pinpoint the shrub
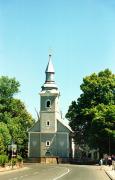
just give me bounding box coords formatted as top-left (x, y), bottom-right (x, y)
top-left (17, 155), bottom-right (23, 162)
top-left (11, 158), bottom-right (17, 168)
top-left (0, 155), bottom-right (8, 167)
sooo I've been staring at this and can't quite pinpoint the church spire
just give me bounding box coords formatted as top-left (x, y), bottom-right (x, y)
top-left (45, 54), bottom-right (55, 83)
top-left (41, 54), bottom-right (58, 90)
top-left (45, 54), bottom-right (55, 74)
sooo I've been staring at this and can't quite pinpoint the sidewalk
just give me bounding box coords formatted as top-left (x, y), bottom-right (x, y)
top-left (0, 165), bottom-right (28, 174)
top-left (0, 166), bottom-right (17, 172)
top-left (104, 165), bottom-right (115, 180)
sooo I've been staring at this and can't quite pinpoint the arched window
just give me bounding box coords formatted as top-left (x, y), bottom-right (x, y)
top-left (46, 99), bottom-right (51, 108)
top-left (46, 141), bottom-right (50, 146)
top-left (46, 120), bottom-right (50, 126)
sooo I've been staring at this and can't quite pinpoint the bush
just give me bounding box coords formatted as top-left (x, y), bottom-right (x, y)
top-left (17, 155), bottom-right (23, 162)
top-left (11, 158), bottom-right (17, 167)
top-left (0, 155), bottom-right (8, 167)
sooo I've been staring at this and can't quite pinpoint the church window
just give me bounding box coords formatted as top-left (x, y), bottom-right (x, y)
top-left (46, 99), bottom-right (51, 108)
top-left (46, 141), bottom-right (50, 146)
top-left (46, 120), bottom-right (50, 126)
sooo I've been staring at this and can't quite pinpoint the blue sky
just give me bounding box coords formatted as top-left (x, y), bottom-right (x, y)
top-left (0, 0), bottom-right (115, 122)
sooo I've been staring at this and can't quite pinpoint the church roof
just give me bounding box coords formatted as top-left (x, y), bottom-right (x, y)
top-left (57, 119), bottom-right (73, 133)
top-left (45, 54), bottom-right (55, 73)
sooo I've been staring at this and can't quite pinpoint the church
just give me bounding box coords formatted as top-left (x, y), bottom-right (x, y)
top-left (28, 55), bottom-right (72, 163)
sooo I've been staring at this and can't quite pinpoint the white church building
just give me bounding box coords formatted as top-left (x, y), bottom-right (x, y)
top-left (28, 55), bottom-right (72, 163)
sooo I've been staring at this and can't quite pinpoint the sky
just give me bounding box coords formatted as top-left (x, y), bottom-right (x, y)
top-left (0, 0), bottom-right (115, 123)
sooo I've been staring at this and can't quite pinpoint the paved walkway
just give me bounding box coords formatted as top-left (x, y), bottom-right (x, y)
top-left (104, 165), bottom-right (115, 180)
top-left (0, 166), bottom-right (15, 172)
top-left (0, 165), bottom-right (26, 173)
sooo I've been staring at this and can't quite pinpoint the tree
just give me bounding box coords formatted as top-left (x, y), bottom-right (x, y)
top-left (0, 76), bottom-right (19, 99)
top-left (0, 122), bottom-right (11, 154)
top-left (0, 76), bottom-right (34, 156)
top-left (66, 69), bottom-right (115, 155)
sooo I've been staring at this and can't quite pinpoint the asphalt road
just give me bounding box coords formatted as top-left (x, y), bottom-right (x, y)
top-left (0, 163), bottom-right (110, 180)
top-left (59, 165), bottom-right (110, 180)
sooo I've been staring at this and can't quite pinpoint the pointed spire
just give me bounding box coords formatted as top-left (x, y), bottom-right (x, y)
top-left (45, 54), bottom-right (55, 83)
top-left (41, 54), bottom-right (58, 90)
top-left (45, 54), bottom-right (55, 73)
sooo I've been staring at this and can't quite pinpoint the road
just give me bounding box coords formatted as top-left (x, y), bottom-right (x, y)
top-left (0, 164), bottom-right (110, 180)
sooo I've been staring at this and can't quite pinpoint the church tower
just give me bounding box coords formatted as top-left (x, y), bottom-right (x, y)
top-left (28, 54), bottom-right (72, 162)
top-left (40, 54), bottom-right (60, 133)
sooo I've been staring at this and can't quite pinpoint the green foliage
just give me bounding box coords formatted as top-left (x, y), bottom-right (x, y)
top-left (0, 76), bottom-right (19, 99)
top-left (11, 158), bottom-right (17, 167)
top-left (0, 76), bottom-right (35, 156)
top-left (0, 122), bottom-right (11, 154)
top-left (0, 135), bottom-right (5, 154)
top-left (0, 155), bottom-right (8, 167)
top-left (17, 155), bottom-right (23, 162)
top-left (66, 69), bottom-right (115, 155)
top-left (0, 155), bottom-right (23, 168)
